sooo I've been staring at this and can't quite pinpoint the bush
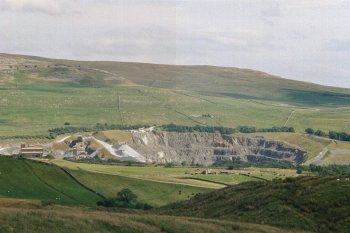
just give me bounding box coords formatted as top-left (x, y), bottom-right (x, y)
top-left (315, 130), bottom-right (327, 137)
top-left (296, 166), bottom-right (302, 174)
top-left (305, 128), bottom-right (314, 135)
top-left (164, 163), bottom-right (175, 168)
top-left (97, 189), bottom-right (153, 210)
top-left (135, 202), bottom-right (153, 210)
top-left (116, 188), bottom-right (137, 204)
top-left (45, 154), bottom-right (55, 160)
top-left (97, 198), bottom-right (116, 207)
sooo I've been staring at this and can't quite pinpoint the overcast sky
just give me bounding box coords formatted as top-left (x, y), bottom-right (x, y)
top-left (1, 0), bottom-right (350, 88)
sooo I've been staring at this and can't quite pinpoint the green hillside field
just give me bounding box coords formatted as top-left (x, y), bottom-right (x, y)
top-left (49, 159), bottom-right (299, 187)
top-left (0, 157), bottom-right (213, 207)
top-left (1, 53), bottom-right (350, 136)
top-left (68, 169), bottom-right (212, 207)
top-left (160, 175), bottom-right (350, 233)
top-left (0, 157), bottom-right (101, 206)
top-left (0, 199), bottom-right (308, 233)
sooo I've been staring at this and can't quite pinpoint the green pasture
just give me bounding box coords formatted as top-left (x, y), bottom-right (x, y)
top-left (50, 160), bottom-right (224, 189)
top-left (0, 157), bottom-right (101, 206)
top-left (68, 169), bottom-right (212, 207)
top-left (1, 60), bottom-right (350, 136)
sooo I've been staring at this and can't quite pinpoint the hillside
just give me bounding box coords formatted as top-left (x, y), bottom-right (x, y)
top-left (0, 53), bottom-right (350, 136)
top-left (159, 176), bottom-right (350, 233)
top-left (0, 157), bottom-right (101, 206)
top-left (0, 157), bottom-right (216, 207)
top-left (0, 199), bottom-right (309, 233)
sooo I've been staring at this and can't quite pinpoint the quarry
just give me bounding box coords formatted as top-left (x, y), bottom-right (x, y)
top-left (0, 128), bottom-right (307, 165)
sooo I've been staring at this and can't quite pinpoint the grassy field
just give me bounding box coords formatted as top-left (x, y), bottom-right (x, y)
top-left (0, 156), bottom-right (300, 208)
top-left (192, 168), bottom-right (299, 185)
top-left (93, 130), bottom-right (132, 144)
top-left (1, 54), bottom-right (350, 136)
top-left (0, 157), bottom-right (101, 206)
top-left (322, 153), bottom-right (350, 165)
top-left (0, 157), bottom-right (213, 207)
top-left (68, 169), bottom-right (212, 207)
top-left (0, 199), bottom-right (307, 233)
top-left (319, 143), bottom-right (350, 165)
top-left (49, 160), bottom-right (226, 189)
top-left (49, 159), bottom-right (298, 186)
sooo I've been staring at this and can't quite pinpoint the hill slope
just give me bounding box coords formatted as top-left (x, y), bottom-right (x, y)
top-left (2, 53), bottom-right (350, 106)
top-left (0, 199), bottom-right (309, 233)
top-left (159, 176), bottom-right (350, 233)
top-left (0, 157), bottom-right (101, 206)
top-left (1, 53), bottom-right (350, 136)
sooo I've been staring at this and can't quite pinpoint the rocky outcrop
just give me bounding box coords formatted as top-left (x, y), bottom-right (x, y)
top-left (127, 131), bottom-right (306, 165)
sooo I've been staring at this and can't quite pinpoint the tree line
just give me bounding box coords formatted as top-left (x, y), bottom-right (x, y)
top-left (0, 135), bottom-right (49, 140)
top-left (0, 123), bottom-right (296, 140)
top-left (160, 124), bottom-right (295, 135)
top-left (215, 160), bottom-right (350, 176)
top-left (305, 128), bottom-right (350, 142)
top-left (48, 123), bottom-right (151, 138)
top-left (237, 126), bottom-right (295, 133)
top-left (160, 124), bottom-right (235, 134)
top-left (213, 160), bottom-right (294, 169)
top-left (303, 164), bottom-right (350, 176)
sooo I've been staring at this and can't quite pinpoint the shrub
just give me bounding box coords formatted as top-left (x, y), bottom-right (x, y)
top-left (305, 128), bottom-right (314, 134)
top-left (116, 188), bottom-right (137, 204)
top-left (164, 163), bottom-right (175, 168)
top-left (96, 198), bottom-right (116, 207)
top-left (314, 130), bottom-right (327, 137)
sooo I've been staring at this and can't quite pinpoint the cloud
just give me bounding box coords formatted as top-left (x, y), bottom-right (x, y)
top-left (0, 0), bottom-right (63, 15)
top-left (325, 39), bottom-right (350, 52)
top-left (260, 1), bottom-right (282, 26)
top-left (0, 0), bottom-right (349, 87)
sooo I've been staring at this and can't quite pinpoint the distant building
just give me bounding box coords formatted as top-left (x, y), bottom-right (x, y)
top-left (20, 143), bottom-right (44, 156)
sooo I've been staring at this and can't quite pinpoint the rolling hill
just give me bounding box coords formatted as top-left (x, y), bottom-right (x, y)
top-left (0, 199), bottom-right (309, 233)
top-left (159, 175), bottom-right (350, 233)
top-left (0, 53), bottom-right (350, 136)
top-left (0, 157), bottom-right (101, 206)
top-left (0, 156), bottom-right (315, 232)
top-left (0, 157), bottom-right (216, 207)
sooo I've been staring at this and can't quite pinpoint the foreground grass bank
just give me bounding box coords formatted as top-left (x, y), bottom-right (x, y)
top-left (0, 198), bottom-right (310, 233)
top-left (160, 175), bottom-right (350, 233)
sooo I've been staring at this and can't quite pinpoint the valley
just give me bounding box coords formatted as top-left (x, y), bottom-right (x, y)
top-left (0, 53), bottom-right (350, 233)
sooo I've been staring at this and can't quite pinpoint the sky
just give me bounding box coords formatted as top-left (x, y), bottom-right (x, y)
top-left (0, 0), bottom-right (349, 88)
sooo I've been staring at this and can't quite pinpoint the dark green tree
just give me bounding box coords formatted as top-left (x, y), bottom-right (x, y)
top-left (314, 130), bottom-right (327, 137)
top-left (116, 188), bottom-right (137, 204)
top-left (305, 128), bottom-right (314, 135)
top-left (296, 166), bottom-right (302, 174)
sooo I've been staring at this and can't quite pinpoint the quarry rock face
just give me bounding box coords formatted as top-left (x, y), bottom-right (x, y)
top-left (128, 131), bottom-right (306, 165)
